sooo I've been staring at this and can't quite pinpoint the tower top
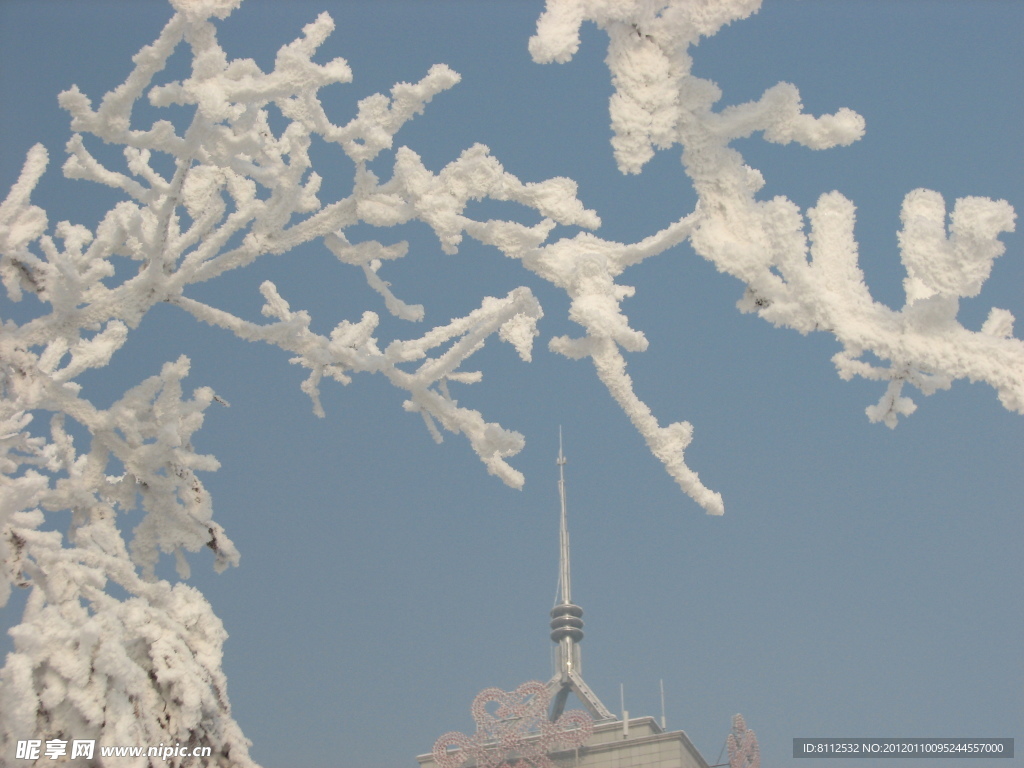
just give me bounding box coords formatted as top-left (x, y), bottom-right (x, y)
top-left (546, 430), bottom-right (614, 722)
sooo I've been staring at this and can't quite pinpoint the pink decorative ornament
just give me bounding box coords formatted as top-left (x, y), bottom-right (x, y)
top-left (727, 714), bottom-right (760, 768)
top-left (433, 681), bottom-right (593, 768)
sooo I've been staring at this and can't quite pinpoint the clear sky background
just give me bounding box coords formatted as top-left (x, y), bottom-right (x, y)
top-left (1, 1), bottom-right (1022, 767)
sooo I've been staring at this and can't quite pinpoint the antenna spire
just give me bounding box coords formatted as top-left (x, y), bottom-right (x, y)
top-left (547, 430), bottom-right (614, 722)
top-left (557, 428), bottom-right (571, 606)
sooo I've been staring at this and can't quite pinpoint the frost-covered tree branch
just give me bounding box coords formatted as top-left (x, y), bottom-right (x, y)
top-left (1, 0), bottom-right (1020, 760)
top-left (521, 0), bottom-right (1020, 512)
top-left (0, 0), bottom-right (596, 758)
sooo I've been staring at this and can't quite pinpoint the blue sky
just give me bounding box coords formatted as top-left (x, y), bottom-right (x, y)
top-left (1, 2), bottom-right (1022, 767)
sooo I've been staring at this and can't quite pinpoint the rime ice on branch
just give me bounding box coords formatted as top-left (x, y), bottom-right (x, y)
top-left (521, 0), bottom-right (1019, 513)
top-left (0, 0), bottom-right (598, 759)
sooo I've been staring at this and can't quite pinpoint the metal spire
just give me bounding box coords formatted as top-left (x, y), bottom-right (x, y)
top-left (557, 431), bottom-right (572, 608)
top-left (547, 430), bottom-right (614, 722)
